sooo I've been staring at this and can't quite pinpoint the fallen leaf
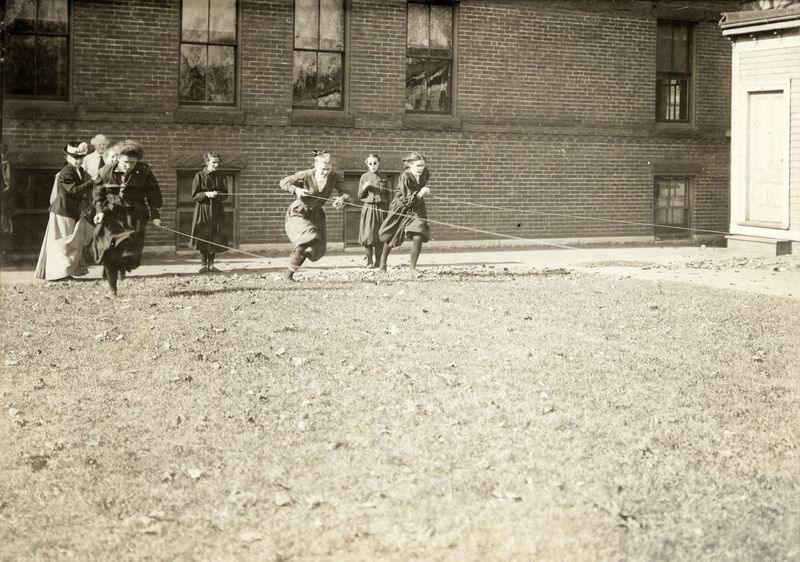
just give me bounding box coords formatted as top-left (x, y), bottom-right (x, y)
top-left (239, 531), bottom-right (263, 543)
top-left (273, 492), bottom-right (292, 506)
top-left (186, 467), bottom-right (204, 480)
top-left (140, 523), bottom-right (162, 535)
top-left (491, 488), bottom-right (522, 501)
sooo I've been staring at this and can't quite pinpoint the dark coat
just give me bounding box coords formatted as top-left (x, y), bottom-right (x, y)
top-left (190, 169), bottom-right (229, 253)
top-left (92, 161), bottom-right (163, 268)
top-left (50, 164), bottom-right (95, 221)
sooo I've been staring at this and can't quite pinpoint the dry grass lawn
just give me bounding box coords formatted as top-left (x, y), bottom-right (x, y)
top-left (1, 265), bottom-right (799, 561)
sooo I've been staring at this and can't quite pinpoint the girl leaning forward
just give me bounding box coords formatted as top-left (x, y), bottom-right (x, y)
top-left (279, 151), bottom-right (350, 281)
top-left (378, 152), bottom-right (431, 271)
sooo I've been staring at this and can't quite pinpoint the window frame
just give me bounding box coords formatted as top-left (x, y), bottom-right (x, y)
top-left (178, 0), bottom-right (240, 107)
top-left (655, 19), bottom-right (694, 124)
top-left (653, 175), bottom-right (691, 238)
top-left (292, 0), bottom-right (348, 111)
top-left (175, 169), bottom-right (239, 250)
top-left (3, 0), bottom-right (71, 101)
top-left (7, 166), bottom-right (60, 250)
top-left (405, 0), bottom-right (456, 116)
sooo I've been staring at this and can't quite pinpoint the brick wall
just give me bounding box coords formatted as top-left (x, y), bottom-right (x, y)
top-left (2, 0), bottom-right (739, 252)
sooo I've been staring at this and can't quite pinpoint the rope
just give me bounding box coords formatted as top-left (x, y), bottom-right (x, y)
top-left (429, 194), bottom-right (765, 240)
top-left (155, 223), bottom-right (271, 260)
top-left (292, 193), bottom-right (579, 250)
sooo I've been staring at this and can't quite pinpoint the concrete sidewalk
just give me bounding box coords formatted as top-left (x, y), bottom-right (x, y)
top-left (1, 245), bottom-right (797, 299)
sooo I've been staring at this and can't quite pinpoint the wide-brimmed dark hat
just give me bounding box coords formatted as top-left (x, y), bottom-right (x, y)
top-left (63, 141), bottom-right (89, 157)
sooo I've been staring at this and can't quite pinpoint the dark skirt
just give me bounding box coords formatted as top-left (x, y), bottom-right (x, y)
top-left (285, 201), bottom-right (327, 262)
top-left (358, 202), bottom-right (388, 246)
top-left (190, 203), bottom-right (228, 253)
top-left (92, 208), bottom-right (146, 271)
top-left (379, 198), bottom-right (431, 248)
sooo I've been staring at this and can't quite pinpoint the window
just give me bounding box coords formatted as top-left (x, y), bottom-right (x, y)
top-left (656, 20), bottom-right (692, 123)
top-left (293, 0), bottom-right (345, 109)
top-left (4, 0), bottom-right (69, 99)
top-left (9, 168), bottom-right (59, 250)
top-left (406, 2), bottom-right (453, 114)
top-left (180, 0), bottom-right (237, 104)
top-left (176, 171), bottom-right (238, 249)
top-left (654, 177), bottom-right (690, 238)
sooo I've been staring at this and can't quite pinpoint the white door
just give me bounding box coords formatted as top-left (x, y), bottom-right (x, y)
top-left (745, 91), bottom-right (785, 225)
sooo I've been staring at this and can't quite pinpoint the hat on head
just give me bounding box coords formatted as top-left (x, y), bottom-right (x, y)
top-left (64, 141), bottom-right (89, 157)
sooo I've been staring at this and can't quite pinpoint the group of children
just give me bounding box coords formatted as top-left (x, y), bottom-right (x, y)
top-left (35, 142), bottom-right (432, 292)
top-left (280, 150), bottom-right (432, 280)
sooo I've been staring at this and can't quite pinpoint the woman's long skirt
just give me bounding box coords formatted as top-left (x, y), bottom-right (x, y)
top-left (358, 202), bottom-right (388, 246)
top-left (190, 203), bottom-right (228, 253)
top-left (92, 209), bottom-right (146, 272)
top-left (34, 213), bottom-right (93, 280)
top-left (285, 203), bottom-right (327, 262)
top-left (378, 199), bottom-right (431, 248)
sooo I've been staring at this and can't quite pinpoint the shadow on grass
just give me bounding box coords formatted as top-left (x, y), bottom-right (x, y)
top-left (166, 284), bottom-right (355, 297)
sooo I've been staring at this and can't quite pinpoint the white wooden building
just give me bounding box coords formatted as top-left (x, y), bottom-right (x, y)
top-left (720, 4), bottom-right (800, 255)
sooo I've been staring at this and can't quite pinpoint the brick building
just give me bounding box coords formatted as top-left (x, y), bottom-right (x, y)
top-left (1, 0), bottom-right (742, 255)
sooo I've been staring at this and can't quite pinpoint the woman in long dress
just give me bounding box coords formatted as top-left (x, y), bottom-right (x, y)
top-left (189, 151), bottom-right (228, 273)
top-left (34, 142), bottom-right (99, 280)
top-left (357, 153), bottom-right (390, 268)
top-left (279, 151), bottom-right (350, 281)
top-left (92, 140), bottom-right (163, 295)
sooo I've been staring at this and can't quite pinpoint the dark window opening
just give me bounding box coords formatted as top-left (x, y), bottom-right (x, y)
top-left (180, 0), bottom-right (238, 105)
top-left (406, 2), bottom-right (453, 114)
top-left (656, 20), bottom-right (692, 123)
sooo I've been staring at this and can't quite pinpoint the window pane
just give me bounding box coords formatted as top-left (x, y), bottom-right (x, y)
top-left (318, 51), bottom-right (342, 107)
top-left (407, 3), bottom-right (429, 54)
top-left (295, 0), bottom-right (319, 49)
top-left (6, 35), bottom-right (36, 95)
top-left (36, 36), bottom-right (68, 97)
top-left (293, 50), bottom-right (318, 107)
top-left (182, 0), bottom-right (209, 42)
top-left (670, 208), bottom-right (684, 225)
top-left (8, 0), bottom-right (36, 33)
top-left (180, 44), bottom-right (207, 101)
top-left (655, 209), bottom-right (668, 224)
top-left (177, 174), bottom-right (195, 204)
top-left (406, 58), bottom-right (450, 112)
top-left (208, 45), bottom-right (235, 103)
top-left (178, 211), bottom-right (195, 248)
top-left (209, 0), bottom-right (236, 43)
top-left (656, 23), bottom-right (672, 71)
top-left (320, 0), bottom-right (343, 50)
top-left (430, 5), bottom-right (452, 57)
top-left (657, 76), bottom-right (687, 121)
top-left (672, 25), bottom-right (689, 72)
top-left (673, 182), bottom-right (685, 197)
top-left (38, 0), bottom-right (69, 34)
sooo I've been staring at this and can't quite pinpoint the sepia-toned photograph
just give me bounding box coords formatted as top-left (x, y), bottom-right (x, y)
top-left (1, 0), bottom-right (799, 560)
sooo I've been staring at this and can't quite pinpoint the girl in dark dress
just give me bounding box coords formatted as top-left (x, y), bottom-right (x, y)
top-left (378, 152), bottom-right (431, 271)
top-left (357, 153), bottom-right (390, 268)
top-left (92, 140), bottom-right (163, 296)
top-left (279, 151), bottom-right (350, 281)
top-left (189, 152), bottom-right (228, 273)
